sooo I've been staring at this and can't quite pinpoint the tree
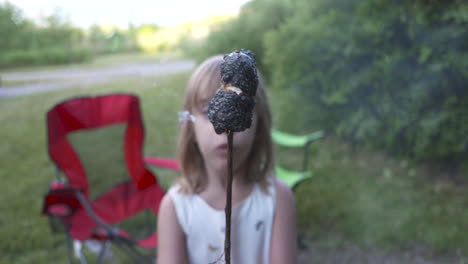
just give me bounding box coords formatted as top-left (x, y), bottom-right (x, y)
top-left (264, 0), bottom-right (468, 169)
top-left (183, 0), bottom-right (292, 77)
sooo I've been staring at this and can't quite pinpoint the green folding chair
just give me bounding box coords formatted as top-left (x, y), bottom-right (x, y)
top-left (272, 130), bottom-right (324, 190)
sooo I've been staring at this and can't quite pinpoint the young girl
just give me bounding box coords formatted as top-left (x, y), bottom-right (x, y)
top-left (157, 55), bottom-right (297, 264)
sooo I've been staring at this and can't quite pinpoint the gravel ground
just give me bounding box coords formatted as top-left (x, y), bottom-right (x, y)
top-left (298, 239), bottom-right (465, 264)
top-left (0, 60), bottom-right (195, 98)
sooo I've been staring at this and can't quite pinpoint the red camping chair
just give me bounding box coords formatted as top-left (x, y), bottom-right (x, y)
top-left (42, 93), bottom-right (179, 264)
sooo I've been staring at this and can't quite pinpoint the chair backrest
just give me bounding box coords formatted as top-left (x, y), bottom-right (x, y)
top-left (47, 93), bottom-right (156, 198)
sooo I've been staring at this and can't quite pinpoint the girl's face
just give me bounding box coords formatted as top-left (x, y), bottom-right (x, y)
top-left (192, 103), bottom-right (257, 174)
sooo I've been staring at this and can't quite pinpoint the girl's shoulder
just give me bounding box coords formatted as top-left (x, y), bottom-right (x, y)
top-left (167, 184), bottom-right (186, 196)
top-left (165, 184), bottom-right (200, 235)
top-left (271, 175), bottom-right (292, 194)
top-left (167, 184), bottom-right (197, 207)
top-left (270, 175), bottom-right (294, 204)
top-left (261, 173), bottom-right (283, 195)
top-left (261, 174), bottom-right (294, 213)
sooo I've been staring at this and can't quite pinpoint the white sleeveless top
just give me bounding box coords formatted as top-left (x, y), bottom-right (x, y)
top-left (168, 180), bottom-right (276, 264)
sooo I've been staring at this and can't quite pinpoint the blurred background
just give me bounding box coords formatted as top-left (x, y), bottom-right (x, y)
top-left (0, 0), bottom-right (467, 263)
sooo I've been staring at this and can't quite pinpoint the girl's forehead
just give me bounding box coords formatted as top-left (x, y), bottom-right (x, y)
top-left (197, 91), bottom-right (212, 104)
top-left (187, 58), bottom-right (222, 110)
top-left (193, 90), bottom-right (213, 109)
top-left (193, 84), bottom-right (218, 108)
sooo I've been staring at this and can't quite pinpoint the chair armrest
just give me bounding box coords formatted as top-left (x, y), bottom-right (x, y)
top-left (144, 156), bottom-right (180, 171)
top-left (272, 129), bottom-right (324, 147)
top-left (43, 187), bottom-right (82, 217)
top-left (275, 166), bottom-right (313, 190)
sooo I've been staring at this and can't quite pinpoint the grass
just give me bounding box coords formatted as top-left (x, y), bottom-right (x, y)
top-left (0, 72), bottom-right (188, 263)
top-left (294, 140), bottom-right (468, 252)
top-left (270, 87), bottom-right (468, 260)
top-left (0, 66), bottom-right (467, 263)
top-left (0, 78), bottom-right (65, 90)
top-left (0, 79), bottom-right (43, 88)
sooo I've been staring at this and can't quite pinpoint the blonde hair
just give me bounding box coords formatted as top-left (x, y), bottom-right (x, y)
top-left (176, 55), bottom-right (274, 193)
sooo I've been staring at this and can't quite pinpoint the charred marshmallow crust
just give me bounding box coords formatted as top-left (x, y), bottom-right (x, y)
top-left (208, 49), bottom-right (259, 134)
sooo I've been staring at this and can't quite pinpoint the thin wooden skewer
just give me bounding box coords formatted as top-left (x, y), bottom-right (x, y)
top-left (224, 130), bottom-right (234, 264)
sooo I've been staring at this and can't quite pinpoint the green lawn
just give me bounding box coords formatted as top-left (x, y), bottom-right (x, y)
top-left (0, 79), bottom-right (65, 90)
top-left (271, 88), bottom-right (468, 260)
top-left (0, 72), bottom-right (188, 263)
top-left (0, 69), bottom-right (467, 263)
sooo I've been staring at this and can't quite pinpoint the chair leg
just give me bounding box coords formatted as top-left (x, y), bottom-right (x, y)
top-left (63, 222), bottom-right (75, 264)
top-left (73, 240), bottom-right (89, 264)
top-left (96, 241), bottom-right (110, 264)
top-left (49, 216), bottom-right (60, 233)
top-left (297, 234), bottom-right (308, 250)
top-left (145, 210), bottom-right (154, 234)
top-left (302, 142), bottom-right (311, 172)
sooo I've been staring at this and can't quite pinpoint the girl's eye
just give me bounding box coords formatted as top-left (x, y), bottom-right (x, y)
top-left (201, 111), bottom-right (209, 120)
top-left (201, 106), bottom-right (209, 117)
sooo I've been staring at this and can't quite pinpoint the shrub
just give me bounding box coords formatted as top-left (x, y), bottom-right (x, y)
top-left (264, 0), bottom-right (468, 169)
top-left (0, 47), bottom-right (92, 68)
top-left (181, 0), bottom-right (291, 77)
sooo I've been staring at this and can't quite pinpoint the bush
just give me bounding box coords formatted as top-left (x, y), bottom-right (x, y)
top-left (182, 0), bottom-right (468, 169)
top-left (0, 47), bottom-right (92, 68)
top-left (181, 0), bottom-right (291, 77)
top-left (264, 0), bottom-right (468, 169)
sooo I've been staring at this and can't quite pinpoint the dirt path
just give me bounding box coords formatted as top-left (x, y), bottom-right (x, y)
top-left (297, 238), bottom-right (463, 264)
top-left (0, 60), bottom-right (195, 98)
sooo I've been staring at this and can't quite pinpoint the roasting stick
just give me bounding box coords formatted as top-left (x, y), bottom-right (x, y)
top-left (207, 49), bottom-right (258, 264)
top-left (225, 130), bottom-right (234, 264)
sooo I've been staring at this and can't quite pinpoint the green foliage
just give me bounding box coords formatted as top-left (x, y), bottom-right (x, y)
top-left (264, 0), bottom-right (468, 168)
top-left (0, 2), bottom-right (31, 51)
top-left (88, 24), bottom-right (140, 55)
top-left (188, 0), bottom-right (468, 168)
top-left (0, 2), bottom-right (92, 67)
top-left (0, 47), bottom-right (92, 68)
top-left (0, 2), bottom-right (141, 67)
top-left (181, 0), bottom-right (291, 76)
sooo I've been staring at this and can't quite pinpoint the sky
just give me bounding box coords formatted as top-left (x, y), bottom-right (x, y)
top-left (2, 0), bottom-right (251, 28)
